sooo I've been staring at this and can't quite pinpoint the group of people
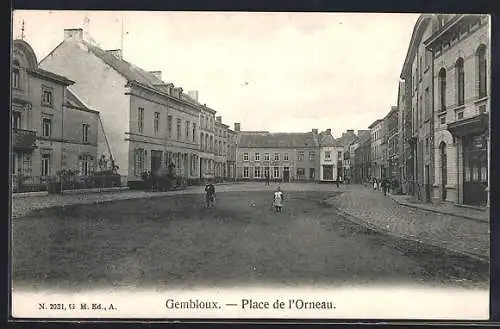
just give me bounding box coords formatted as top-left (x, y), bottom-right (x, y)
top-left (372, 177), bottom-right (391, 196)
top-left (204, 179), bottom-right (285, 212)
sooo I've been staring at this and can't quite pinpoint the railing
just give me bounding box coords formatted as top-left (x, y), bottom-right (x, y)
top-left (11, 174), bottom-right (124, 194)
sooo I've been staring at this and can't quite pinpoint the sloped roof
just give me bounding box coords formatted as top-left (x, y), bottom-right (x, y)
top-left (238, 132), bottom-right (318, 148)
top-left (318, 132), bottom-right (341, 147)
top-left (83, 41), bottom-right (199, 106)
top-left (27, 67), bottom-right (74, 86)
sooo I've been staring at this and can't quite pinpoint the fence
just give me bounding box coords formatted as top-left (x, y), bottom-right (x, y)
top-left (11, 174), bottom-right (124, 194)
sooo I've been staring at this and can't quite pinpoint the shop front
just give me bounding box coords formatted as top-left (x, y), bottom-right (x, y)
top-left (448, 113), bottom-right (489, 207)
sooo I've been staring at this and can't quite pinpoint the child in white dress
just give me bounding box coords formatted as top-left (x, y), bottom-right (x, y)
top-left (273, 186), bottom-right (284, 212)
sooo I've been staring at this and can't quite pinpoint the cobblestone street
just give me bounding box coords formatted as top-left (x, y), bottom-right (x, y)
top-left (328, 185), bottom-right (489, 261)
top-left (12, 182), bottom-right (490, 263)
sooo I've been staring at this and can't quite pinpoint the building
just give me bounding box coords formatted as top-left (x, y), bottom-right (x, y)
top-left (226, 127), bottom-right (238, 180)
top-left (396, 80), bottom-right (411, 194)
top-left (318, 129), bottom-right (343, 182)
top-left (214, 116), bottom-right (230, 181)
top-left (425, 14), bottom-right (490, 207)
top-left (400, 14), bottom-right (442, 202)
top-left (235, 127), bottom-right (342, 182)
top-left (369, 119), bottom-right (385, 180)
top-left (386, 106), bottom-right (400, 182)
top-left (39, 28), bottom-right (235, 186)
top-left (199, 105), bottom-right (216, 180)
top-left (338, 129), bottom-right (357, 182)
top-left (11, 39), bottom-right (101, 191)
top-left (354, 131), bottom-right (371, 184)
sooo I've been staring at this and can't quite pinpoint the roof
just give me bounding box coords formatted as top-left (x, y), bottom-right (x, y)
top-left (238, 132), bottom-right (318, 148)
top-left (400, 14), bottom-right (433, 79)
top-left (368, 119), bottom-right (383, 129)
top-left (84, 41), bottom-right (199, 106)
top-left (64, 88), bottom-right (99, 113)
top-left (26, 67), bottom-right (74, 86)
top-left (318, 131), bottom-right (341, 147)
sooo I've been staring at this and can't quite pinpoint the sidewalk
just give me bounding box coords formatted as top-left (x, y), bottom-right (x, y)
top-left (328, 187), bottom-right (490, 262)
top-left (388, 193), bottom-right (489, 223)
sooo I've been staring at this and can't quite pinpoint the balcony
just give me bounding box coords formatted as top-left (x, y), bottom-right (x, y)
top-left (12, 128), bottom-right (37, 151)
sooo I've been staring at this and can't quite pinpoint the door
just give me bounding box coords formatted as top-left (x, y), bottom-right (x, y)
top-left (440, 143), bottom-right (447, 201)
top-left (151, 150), bottom-right (162, 173)
top-left (309, 168), bottom-right (315, 180)
top-left (463, 134), bottom-right (488, 206)
top-left (323, 165), bottom-right (333, 180)
top-left (283, 167), bottom-right (290, 182)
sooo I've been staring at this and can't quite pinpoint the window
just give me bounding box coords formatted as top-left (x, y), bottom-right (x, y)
top-left (80, 155), bottom-right (92, 176)
top-left (309, 168), bottom-right (315, 179)
top-left (297, 168), bottom-right (305, 177)
top-left (456, 58), bottom-right (465, 106)
top-left (273, 166), bottom-right (280, 178)
top-left (186, 121), bottom-right (190, 139)
top-left (12, 68), bottom-right (20, 89)
top-left (255, 152), bottom-right (260, 161)
top-left (205, 134), bottom-right (208, 150)
top-left (192, 123), bottom-right (197, 142)
top-left (138, 108), bottom-right (144, 133)
top-left (338, 151), bottom-right (342, 159)
top-left (457, 111), bottom-right (464, 120)
top-left (477, 45), bottom-right (487, 98)
top-left (440, 116), bottom-right (446, 124)
top-left (264, 153), bottom-right (270, 161)
top-left (134, 148), bottom-right (145, 176)
top-left (200, 133), bottom-right (204, 149)
top-left (274, 153), bottom-right (280, 161)
top-left (419, 95), bottom-right (423, 125)
top-left (309, 151), bottom-right (315, 161)
top-left (419, 56), bottom-right (423, 80)
top-left (243, 167), bottom-right (249, 178)
top-left (243, 152), bottom-right (249, 161)
top-left (254, 167), bottom-right (261, 178)
top-left (297, 151), bottom-right (304, 161)
top-left (168, 116), bottom-right (173, 137)
top-left (176, 118), bottom-right (181, 140)
top-left (41, 154), bottom-right (50, 176)
top-left (12, 111), bottom-right (21, 129)
top-left (42, 118), bottom-right (51, 137)
top-left (438, 68), bottom-right (446, 111)
top-left (82, 124), bottom-right (89, 143)
top-left (424, 88), bottom-right (430, 118)
top-left (425, 138), bottom-right (429, 155)
top-left (264, 167), bottom-right (270, 178)
top-left (154, 112), bottom-right (160, 134)
top-left (41, 88), bottom-right (53, 107)
top-left (283, 153), bottom-right (289, 161)
top-left (325, 151), bottom-right (331, 159)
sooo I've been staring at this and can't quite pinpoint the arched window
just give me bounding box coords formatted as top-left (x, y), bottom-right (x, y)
top-left (12, 60), bottom-right (20, 89)
top-left (476, 44), bottom-right (487, 98)
top-left (438, 68), bottom-right (446, 111)
top-left (200, 132), bottom-right (204, 149)
top-left (455, 58), bottom-right (464, 106)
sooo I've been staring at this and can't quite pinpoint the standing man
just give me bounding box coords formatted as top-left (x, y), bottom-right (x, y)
top-left (205, 180), bottom-right (216, 208)
top-left (265, 172), bottom-right (270, 186)
top-left (381, 177), bottom-right (388, 196)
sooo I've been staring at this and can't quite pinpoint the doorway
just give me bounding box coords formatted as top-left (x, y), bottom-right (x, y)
top-left (283, 167), bottom-right (290, 182)
top-left (440, 142), bottom-right (447, 201)
top-left (463, 134), bottom-right (488, 206)
top-left (151, 150), bottom-right (163, 173)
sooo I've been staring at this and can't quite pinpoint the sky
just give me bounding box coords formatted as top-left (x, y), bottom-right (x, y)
top-left (12, 11), bottom-right (418, 137)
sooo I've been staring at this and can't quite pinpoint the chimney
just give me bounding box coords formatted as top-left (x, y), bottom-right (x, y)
top-left (326, 129), bottom-right (332, 135)
top-left (106, 49), bottom-right (122, 59)
top-left (149, 71), bottom-right (162, 81)
top-left (188, 90), bottom-right (199, 102)
top-left (64, 28), bottom-right (83, 42)
top-left (234, 123), bottom-right (241, 132)
top-left (216, 116), bottom-right (222, 123)
top-left (312, 128), bottom-right (318, 134)
top-left (347, 129), bottom-right (354, 134)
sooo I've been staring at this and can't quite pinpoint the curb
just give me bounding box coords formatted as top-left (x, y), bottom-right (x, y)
top-left (335, 207), bottom-right (489, 264)
top-left (388, 195), bottom-right (489, 223)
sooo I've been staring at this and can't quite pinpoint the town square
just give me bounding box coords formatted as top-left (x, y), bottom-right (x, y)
top-left (10, 12), bottom-right (490, 319)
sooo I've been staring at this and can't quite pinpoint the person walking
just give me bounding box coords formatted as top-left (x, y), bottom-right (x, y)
top-left (373, 178), bottom-right (378, 190)
top-left (381, 178), bottom-right (388, 196)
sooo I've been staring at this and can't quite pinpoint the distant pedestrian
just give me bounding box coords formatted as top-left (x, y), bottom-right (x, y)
top-left (335, 177), bottom-right (340, 188)
top-left (381, 178), bottom-right (388, 196)
top-left (273, 186), bottom-right (284, 212)
top-left (373, 178), bottom-right (378, 190)
top-left (205, 180), bottom-right (216, 208)
top-left (265, 172), bottom-right (270, 186)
